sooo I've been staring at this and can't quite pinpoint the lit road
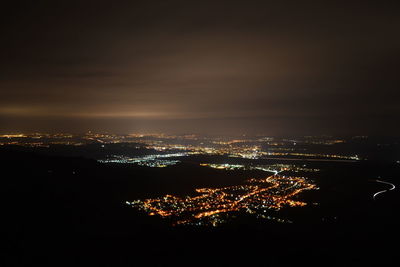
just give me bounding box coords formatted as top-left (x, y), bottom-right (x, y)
top-left (373, 180), bottom-right (396, 200)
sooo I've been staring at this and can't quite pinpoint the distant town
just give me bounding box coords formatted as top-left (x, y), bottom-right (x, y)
top-left (0, 132), bottom-right (361, 168)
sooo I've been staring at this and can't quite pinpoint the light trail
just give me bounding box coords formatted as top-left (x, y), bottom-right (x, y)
top-left (373, 180), bottom-right (395, 200)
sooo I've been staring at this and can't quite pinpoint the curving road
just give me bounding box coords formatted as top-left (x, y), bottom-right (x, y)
top-left (373, 180), bottom-right (396, 200)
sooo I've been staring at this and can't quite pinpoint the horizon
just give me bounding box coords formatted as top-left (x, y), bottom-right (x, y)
top-left (0, 131), bottom-right (394, 139)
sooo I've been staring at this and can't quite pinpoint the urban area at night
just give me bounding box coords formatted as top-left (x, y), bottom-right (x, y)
top-left (2, 1), bottom-right (400, 266)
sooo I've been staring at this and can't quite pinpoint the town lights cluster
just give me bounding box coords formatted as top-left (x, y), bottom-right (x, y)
top-left (126, 174), bottom-right (318, 226)
top-left (199, 163), bottom-right (320, 173)
top-left (98, 153), bottom-right (185, 167)
top-left (0, 132), bottom-right (360, 161)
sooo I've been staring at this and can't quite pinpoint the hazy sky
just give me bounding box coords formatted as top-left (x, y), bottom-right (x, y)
top-left (1, 1), bottom-right (399, 135)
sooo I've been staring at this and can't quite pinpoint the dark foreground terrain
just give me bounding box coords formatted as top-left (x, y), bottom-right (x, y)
top-left (1, 147), bottom-right (399, 266)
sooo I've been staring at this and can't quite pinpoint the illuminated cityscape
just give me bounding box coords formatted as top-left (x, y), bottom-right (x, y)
top-left (0, 132), bottom-right (361, 162)
top-left (2, 1), bottom-right (399, 265)
top-left (98, 153), bottom-right (185, 167)
top-left (127, 174), bottom-right (318, 226)
top-left (1, 131), bottom-right (398, 267)
top-left (199, 163), bottom-right (320, 173)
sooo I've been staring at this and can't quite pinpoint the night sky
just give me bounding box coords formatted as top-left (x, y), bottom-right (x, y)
top-left (1, 1), bottom-right (399, 135)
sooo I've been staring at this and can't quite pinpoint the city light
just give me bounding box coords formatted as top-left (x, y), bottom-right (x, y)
top-left (127, 174), bottom-right (318, 226)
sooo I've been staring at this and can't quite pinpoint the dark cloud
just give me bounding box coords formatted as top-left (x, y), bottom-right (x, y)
top-left (1, 1), bottom-right (400, 135)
